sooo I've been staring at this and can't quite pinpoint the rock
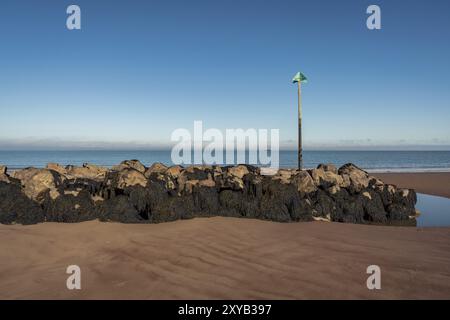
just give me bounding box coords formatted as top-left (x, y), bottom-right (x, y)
top-left (0, 160), bottom-right (418, 226)
top-left (11, 168), bottom-right (62, 202)
top-left (0, 165), bottom-right (9, 183)
top-left (175, 166), bottom-right (217, 194)
top-left (375, 184), bottom-right (397, 206)
top-left (98, 195), bottom-right (147, 223)
top-left (360, 189), bottom-right (387, 223)
top-left (317, 163), bottom-right (337, 174)
top-left (219, 189), bottom-right (257, 218)
top-left (243, 172), bottom-right (263, 199)
top-left (116, 168), bottom-right (148, 189)
top-left (291, 171), bottom-right (317, 196)
top-left (217, 165), bottom-right (257, 191)
top-left (260, 178), bottom-right (311, 222)
top-left (144, 162), bottom-right (168, 177)
top-left (310, 167), bottom-right (343, 189)
top-left (338, 163), bottom-right (370, 193)
top-left (339, 174), bottom-right (351, 189)
top-left (387, 188), bottom-right (417, 221)
top-left (46, 163), bottom-right (67, 175)
top-left (221, 174), bottom-right (245, 191)
top-left (271, 169), bottom-right (299, 184)
top-left (66, 163), bottom-right (108, 181)
top-left (260, 167), bottom-right (278, 176)
top-left (185, 177), bottom-right (216, 193)
top-left (184, 166), bottom-right (211, 180)
top-left (0, 174), bottom-right (10, 183)
top-left (368, 176), bottom-right (384, 188)
top-left (43, 190), bottom-right (97, 223)
top-left (339, 196), bottom-right (365, 223)
top-left (112, 160), bottom-right (146, 174)
top-left (227, 165), bottom-right (250, 179)
top-left (0, 181), bottom-right (45, 225)
top-left (166, 165), bottom-right (184, 177)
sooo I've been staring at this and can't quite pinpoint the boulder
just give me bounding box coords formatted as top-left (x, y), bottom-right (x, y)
top-left (184, 177), bottom-right (216, 193)
top-left (271, 169), bottom-right (297, 184)
top-left (360, 189), bottom-right (387, 223)
top-left (174, 166), bottom-right (216, 194)
top-left (184, 166), bottom-right (211, 180)
top-left (98, 195), bottom-right (147, 223)
top-left (116, 168), bottom-right (148, 189)
top-left (227, 164), bottom-right (250, 179)
top-left (260, 178), bottom-right (311, 222)
top-left (313, 190), bottom-right (341, 221)
top-left (0, 174), bottom-right (10, 183)
top-left (0, 165), bottom-right (9, 183)
top-left (338, 163), bottom-right (370, 193)
top-left (317, 163), bottom-right (337, 174)
top-left (112, 160), bottom-right (146, 174)
top-left (11, 168), bottom-right (62, 202)
top-left (144, 162), bottom-right (168, 177)
top-left (217, 165), bottom-right (256, 191)
top-left (43, 189), bottom-right (97, 223)
top-left (387, 188), bottom-right (417, 221)
top-left (65, 163), bottom-right (108, 181)
top-left (0, 181), bottom-right (45, 225)
top-left (46, 163), bottom-right (67, 175)
top-left (166, 165), bottom-right (184, 177)
top-left (310, 166), bottom-right (343, 189)
top-left (375, 184), bottom-right (397, 207)
top-left (0, 160), bottom-right (418, 226)
top-left (291, 171), bottom-right (317, 196)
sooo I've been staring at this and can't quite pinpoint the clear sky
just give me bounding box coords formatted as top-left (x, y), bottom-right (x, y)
top-left (0, 0), bottom-right (449, 150)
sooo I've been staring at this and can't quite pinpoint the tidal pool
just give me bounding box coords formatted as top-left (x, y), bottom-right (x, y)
top-left (416, 193), bottom-right (450, 227)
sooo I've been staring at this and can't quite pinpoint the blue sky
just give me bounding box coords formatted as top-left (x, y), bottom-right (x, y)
top-left (0, 0), bottom-right (449, 150)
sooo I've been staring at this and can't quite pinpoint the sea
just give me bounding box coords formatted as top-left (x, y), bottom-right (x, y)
top-left (1, 150), bottom-right (450, 172)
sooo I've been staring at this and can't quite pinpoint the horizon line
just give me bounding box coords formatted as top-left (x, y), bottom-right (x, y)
top-left (1, 147), bottom-right (450, 152)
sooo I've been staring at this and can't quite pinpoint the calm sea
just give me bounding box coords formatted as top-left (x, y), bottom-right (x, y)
top-left (1, 150), bottom-right (450, 172)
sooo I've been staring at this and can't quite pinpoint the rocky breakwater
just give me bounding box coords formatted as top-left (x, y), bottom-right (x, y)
top-left (0, 161), bottom-right (418, 226)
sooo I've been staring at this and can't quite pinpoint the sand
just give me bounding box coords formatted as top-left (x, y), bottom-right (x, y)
top-left (374, 172), bottom-right (450, 199)
top-left (1, 172), bottom-right (450, 300)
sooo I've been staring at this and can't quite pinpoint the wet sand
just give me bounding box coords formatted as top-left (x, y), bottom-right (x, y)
top-left (374, 172), bottom-right (450, 199)
top-left (0, 172), bottom-right (450, 300)
top-left (1, 217), bottom-right (450, 299)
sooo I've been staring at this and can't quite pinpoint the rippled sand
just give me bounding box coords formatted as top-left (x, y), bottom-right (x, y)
top-left (1, 216), bottom-right (450, 299)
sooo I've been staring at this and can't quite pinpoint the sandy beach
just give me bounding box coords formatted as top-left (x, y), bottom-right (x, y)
top-left (374, 172), bottom-right (450, 199)
top-left (0, 172), bottom-right (450, 299)
top-left (2, 0), bottom-right (450, 302)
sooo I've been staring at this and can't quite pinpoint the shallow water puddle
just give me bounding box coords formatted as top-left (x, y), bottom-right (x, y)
top-left (416, 193), bottom-right (450, 227)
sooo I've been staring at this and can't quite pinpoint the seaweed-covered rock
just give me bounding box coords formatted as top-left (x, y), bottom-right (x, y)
top-left (0, 181), bottom-right (45, 224)
top-left (0, 161), bottom-right (418, 226)
top-left (43, 189), bottom-right (98, 223)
